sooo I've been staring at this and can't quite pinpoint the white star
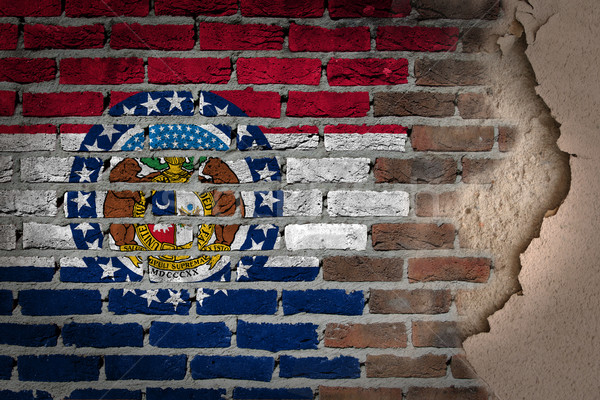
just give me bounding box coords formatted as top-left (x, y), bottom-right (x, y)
top-left (258, 192), bottom-right (280, 212)
top-left (140, 289), bottom-right (160, 307)
top-left (165, 289), bottom-right (186, 311)
top-left (236, 261), bottom-right (251, 281)
top-left (75, 222), bottom-right (95, 236)
top-left (75, 165), bottom-right (94, 182)
top-left (255, 224), bottom-right (275, 237)
top-left (166, 92), bottom-right (185, 111)
top-left (99, 126), bottom-right (120, 141)
top-left (248, 237), bottom-right (264, 250)
top-left (198, 93), bottom-right (211, 114)
top-left (237, 127), bottom-right (254, 142)
top-left (123, 105), bottom-right (136, 115)
top-left (214, 289), bottom-right (228, 296)
top-left (215, 104), bottom-right (229, 116)
top-left (123, 276), bottom-right (137, 295)
top-left (196, 288), bottom-right (210, 307)
top-left (84, 142), bottom-right (103, 152)
top-left (98, 258), bottom-right (120, 280)
top-left (71, 192), bottom-right (91, 211)
top-left (219, 274), bottom-right (226, 282)
top-left (87, 238), bottom-right (101, 250)
top-left (255, 165), bottom-right (275, 181)
top-left (141, 94), bottom-right (160, 115)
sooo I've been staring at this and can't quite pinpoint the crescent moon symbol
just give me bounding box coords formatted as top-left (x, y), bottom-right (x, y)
top-left (155, 193), bottom-right (173, 210)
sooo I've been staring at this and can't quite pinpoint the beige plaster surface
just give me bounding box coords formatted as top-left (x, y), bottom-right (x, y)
top-left (464, 0), bottom-right (600, 398)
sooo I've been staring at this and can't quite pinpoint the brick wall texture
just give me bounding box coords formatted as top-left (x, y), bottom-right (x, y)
top-left (0, 0), bottom-right (506, 398)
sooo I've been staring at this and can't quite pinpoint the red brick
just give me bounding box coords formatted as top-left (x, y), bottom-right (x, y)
top-left (411, 125), bottom-right (494, 152)
top-left (65, 0), bottom-right (149, 16)
top-left (407, 386), bottom-right (488, 400)
top-left (237, 58), bottom-right (321, 85)
top-left (327, 58), bottom-right (408, 86)
top-left (408, 257), bottom-right (491, 283)
top-left (241, 0), bottom-right (324, 17)
top-left (412, 321), bottom-right (463, 348)
top-left (0, 125), bottom-right (56, 134)
top-left (499, 126), bottom-right (517, 152)
top-left (320, 387), bottom-right (403, 400)
top-left (148, 58), bottom-right (231, 84)
top-left (415, 59), bottom-right (487, 86)
top-left (287, 91), bottom-right (369, 118)
top-left (0, 58), bottom-right (56, 83)
top-left (111, 23), bottom-right (194, 51)
top-left (451, 354), bottom-right (477, 379)
top-left (0, 24), bottom-right (18, 50)
top-left (414, 0), bottom-right (499, 19)
top-left (374, 91), bottom-right (455, 117)
top-left (200, 22), bottom-right (283, 51)
top-left (370, 289), bottom-right (451, 314)
top-left (0, 91), bottom-right (16, 116)
top-left (366, 354), bottom-right (447, 378)
top-left (329, 0), bottom-right (410, 18)
top-left (377, 26), bottom-right (459, 51)
top-left (213, 88), bottom-right (280, 118)
top-left (458, 92), bottom-right (496, 119)
top-left (373, 223), bottom-right (455, 250)
top-left (462, 158), bottom-right (501, 184)
top-left (0, 0), bottom-right (60, 16)
top-left (24, 24), bottom-right (105, 50)
top-left (325, 323), bottom-right (407, 348)
top-left (155, 0), bottom-right (237, 16)
top-left (375, 157), bottom-right (457, 184)
top-left (289, 24), bottom-right (370, 52)
top-left (323, 256), bottom-right (403, 282)
top-left (415, 191), bottom-right (457, 217)
top-left (60, 58), bottom-right (144, 85)
top-left (23, 92), bottom-right (104, 117)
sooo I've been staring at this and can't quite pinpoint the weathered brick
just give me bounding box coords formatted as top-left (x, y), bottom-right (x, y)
top-left (324, 124), bottom-right (407, 151)
top-left (411, 125), bottom-right (494, 151)
top-left (18, 355), bottom-right (100, 382)
top-left (416, 191), bottom-right (457, 217)
top-left (374, 91), bottom-right (455, 117)
top-left (65, 0), bottom-right (149, 17)
top-left (406, 386), bottom-right (488, 400)
top-left (149, 322), bottom-right (230, 348)
top-left (148, 388), bottom-right (226, 400)
top-left (463, 28), bottom-right (500, 53)
top-left (241, 0), bottom-right (324, 17)
top-left (0, 0), bottom-right (60, 16)
top-left (366, 354), bottom-right (447, 378)
top-left (451, 354), bottom-right (478, 379)
top-left (155, 0), bottom-right (237, 16)
top-left (458, 93), bottom-right (497, 119)
top-left (414, 0), bottom-right (499, 19)
top-left (329, 0), bottom-right (410, 17)
top-left (0, 257), bottom-right (55, 282)
top-left (0, 58), bottom-right (55, 83)
top-left (370, 289), bottom-right (451, 314)
top-left (320, 387), bottom-right (403, 400)
top-left (0, 290), bottom-right (12, 314)
top-left (0, 355), bottom-right (12, 379)
top-left (0, 225), bottom-right (15, 250)
top-left (63, 323), bottom-right (143, 348)
top-left (499, 126), bottom-right (517, 152)
top-left (462, 158), bottom-right (501, 183)
top-left (106, 355), bottom-right (186, 380)
top-left (0, 24), bottom-right (18, 49)
top-left (109, 288), bottom-right (192, 315)
top-left (282, 289), bottom-right (364, 315)
top-left (285, 224), bottom-right (367, 251)
top-left (0, 156), bottom-right (11, 182)
top-left (234, 388), bottom-right (312, 399)
top-left (287, 91), bottom-right (369, 117)
top-left (408, 257), bottom-right (491, 282)
top-left (191, 355), bottom-right (274, 381)
top-left (289, 24), bottom-right (370, 52)
top-left (327, 58), bottom-right (408, 86)
top-left (196, 289), bottom-right (277, 315)
top-left (237, 58), bottom-right (321, 85)
top-left (25, 25), bottom-right (105, 49)
top-left (375, 157), bottom-right (458, 184)
top-left (213, 88), bottom-right (280, 118)
top-left (325, 323), bottom-right (407, 348)
top-left (372, 223), bottom-right (455, 250)
top-left (200, 22), bottom-right (284, 50)
top-left (23, 92), bottom-right (104, 117)
top-left (68, 389), bottom-right (141, 400)
top-left (0, 125), bottom-right (56, 151)
top-left (236, 256), bottom-right (320, 282)
top-left (415, 59), bottom-right (487, 86)
top-left (323, 256), bottom-right (403, 282)
top-left (19, 290), bottom-right (102, 316)
top-left (413, 321), bottom-right (463, 347)
top-left (60, 58), bottom-right (144, 85)
top-left (287, 157), bottom-right (369, 183)
top-left (0, 190), bottom-right (57, 216)
top-left (148, 58), bottom-right (231, 84)
top-left (0, 323), bottom-right (59, 347)
top-left (22, 157), bottom-right (103, 183)
top-left (0, 91), bottom-right (15, 116)
top-left (377, 26), bottom-right (459, 51)
top-left (328, 190), bottom-right (409, 216)
top-left (280, 356), bottom-right (360, 379)
top-left (237, 320), bottom-right (318, 351)
top-left (111, 23), bottom-right (194, 50)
